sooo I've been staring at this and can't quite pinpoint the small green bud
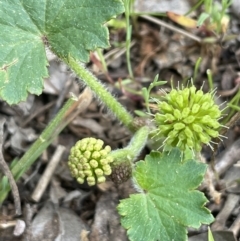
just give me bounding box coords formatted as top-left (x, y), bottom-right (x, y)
top-left (99, 149), bottom-right (108, 157)
top-left (189, 85), bottom-right (196, 95)
top-left (106, 156), bottom-right (114, 163)
top-left (72, 157), bottom-right (79, 164)
top-left (166, 137), bottom-right (175, 145)
top-left (177, 95), bottom-right (184, 108)
top-left (72, 169), bottom-right (78, 176)
top-left (184, 127), bottom-right (193, 138)
top-left (192, 104), bottom-right (200, 114)
top-left (97, 176), bottom-right (106, 183)
top-left (89, 160), bottom-right (98, 168)
top-left (209, 106), bottom-right (221, 118)
top-left (205, 128), bottom-right (218, 138)
top-left (77, 177), bottom-right (84, 184)
top-left (76, 163), bottom-right (83, 170)
top-left (155, 113), bottom-right (166, 123)
top-left (179, 132), bottom-right (186, 140)
top-left (198, 93), bottom-right (211, 105)
top-left (95, 168), bottom-right (103, 176)
top-left (182, 107), bottom-right (190, 118)
top-left (208, 120), bottom-right (220, 129)
top-left (187, 138), bottom-right (194, 147)
top-left (201, 102), bottom-right (210, 110)
top-left (182, 88), bottom-right (190, 103)
top-left (83, 151), bottom-right (91, 159)
top-left (94, 140), bottom-right (104, 151)
top-left (104, 169), bottom-right (112, 176)
top-left (103, 165), bottom-right (112, 175)
top-left (192, 124), bottom-right (202, 133)
top-left (74, 150), bottom-right (81, 158)
top-left (82, 163), bottom-right (91, 170)
top-left (84, 170), bottom-right (92, 176)
top-left (92, 151), bottom-right (101, 159)
top-left (165, 113), bottom-right (175, 122)
top-left (80, 143), bottom-right (87, 152)
top-left (183, 115), bottom-right (195, 124)
top-left (80, 157), bottom-right (88, 164)
top-left (199, 133), bottom-right (210, 143)
top-left (194, 90), bottom-right (203, 102)
top-left (174, 123), bottom-right (185, 131)
top-left (87, 176), bottom-right (96, 186)
top-left (100, 159), bottom-right (108, 166)
top-left (104, 146), bottom-right (111, 153)
top-left (169, 89), bottom-right (178, 101)
top-left (78, 171), bottom-right (84, 178)
top-left (160, 124), bottom-right (173, 134)
top-left (173, 109), bottom-right (182, 119)
top-left (160, 102), bottom-right (173, 112)
top-left (68, 137), bottom-right (112, 186)
top-left (168, 130), bottom-right (179, 138)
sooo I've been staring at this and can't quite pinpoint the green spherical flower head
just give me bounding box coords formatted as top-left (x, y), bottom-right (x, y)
top-left (153, 86), bottom-right (222, 151)
top-left (68, 137), bottom-right (113, 186)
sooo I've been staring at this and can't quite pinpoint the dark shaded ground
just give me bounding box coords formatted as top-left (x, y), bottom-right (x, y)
top-left (1, 2), bottom-right (240, 241)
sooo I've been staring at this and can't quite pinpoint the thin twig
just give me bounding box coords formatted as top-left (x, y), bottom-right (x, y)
top-left (31, 145), bottom-right (66, 202)
top-left (217, 83), bottom-right (240, 97)
top-left (0, 119), bottom-right (21, 215)
top-left (21, 100), bottom-right (56, 127)
top-left (105, 41), bottom-right (136, 66)
top-left (211, 194), bottom-right (239, 230)
top-left (141, 15), bottom-right (202, 43)
top-left (215, 138), bottom-right (240, 175)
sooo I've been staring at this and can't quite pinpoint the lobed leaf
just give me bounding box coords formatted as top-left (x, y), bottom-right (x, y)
top-left (0, 0), bottom-right (124, 104)
top-left (118, 149), bottom-right (214, 241)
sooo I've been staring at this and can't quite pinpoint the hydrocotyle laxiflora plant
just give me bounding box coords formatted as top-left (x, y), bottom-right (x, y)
top-left (67, 83), bottom-right (225, 241)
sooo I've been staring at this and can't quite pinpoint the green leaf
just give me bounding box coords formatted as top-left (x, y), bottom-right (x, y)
top-left (197, 12), bottom-right (210, 27)
top-left (117, 149), bottom-right (214, 241)
top-left (0, 0), bottom-right (124, 104)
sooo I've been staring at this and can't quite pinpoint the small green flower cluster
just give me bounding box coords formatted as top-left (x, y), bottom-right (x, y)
top-left (68, 137), bottom-right (113, 186)
top-left (153, 86), bottom-right (222, 151)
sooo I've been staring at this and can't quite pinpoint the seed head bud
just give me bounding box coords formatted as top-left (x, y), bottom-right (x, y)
top-left (68, 137), bottom-right (113, 186)
top-left (153, 86), bottom-right (222, 151)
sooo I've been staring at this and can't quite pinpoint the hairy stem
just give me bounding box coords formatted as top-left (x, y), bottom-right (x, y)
top-left (65, 55), bottom-right (134, 130)
top-left (110, 126), bottom-right (149, 164)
